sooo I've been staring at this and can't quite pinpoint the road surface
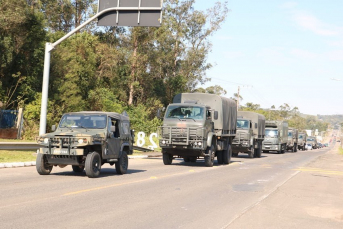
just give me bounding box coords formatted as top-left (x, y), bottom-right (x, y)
top-left (0, 144), bottom-right (342, 228)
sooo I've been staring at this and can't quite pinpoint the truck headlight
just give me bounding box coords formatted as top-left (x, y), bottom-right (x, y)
top-left (198, 142), bottom-right (202, 146)
top-left (162, 140), bottom-right (166, 144)
top-left (43, 138), bottom-right (49, 144)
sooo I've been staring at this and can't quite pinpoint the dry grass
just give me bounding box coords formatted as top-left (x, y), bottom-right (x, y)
top-left (0, 150), bottom-right (36, 163)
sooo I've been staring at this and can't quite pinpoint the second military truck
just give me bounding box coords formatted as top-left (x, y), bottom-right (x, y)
top-left (159, 93), bottom-right (237, 167)
top-left (298, 132), bottom-right (307, 150)
top-left (232, 111), bottom-right (265, 158)
top-left (286, 128), bottom-right (298, 152)
top-left (262, 120), bottom-right (288, 154)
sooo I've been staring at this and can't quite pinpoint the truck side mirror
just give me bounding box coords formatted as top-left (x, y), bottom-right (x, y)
top-left (255, 123), bottom-right (257, 129)
top-left (214, 111), bottom-right (218, 120)
top-left (51, 125), bottom-right (56, 131)
top-left (110, 126), bottom-right (116, 133)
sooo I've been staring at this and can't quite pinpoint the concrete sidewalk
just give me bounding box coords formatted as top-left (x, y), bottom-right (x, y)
top-left (0, 151), bottom-right (162, 169)
top-left (229, 143), bottom-right (343, 229)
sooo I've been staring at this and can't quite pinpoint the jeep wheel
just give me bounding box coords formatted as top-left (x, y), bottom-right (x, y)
top-left (162, 153), bottom-right (173, 165)
top-left (72, 165), bottom-right (84, 173)
top-left (85, 152), bottom-right (101, 178)
top-left (36, 153), bottom-right (53, 175)
top-left (217, 151), bottom-right (223, 164)
top-left (115, 151), bottom-right (128, 174)
top-left (204, 144), bottom-right (215, 167)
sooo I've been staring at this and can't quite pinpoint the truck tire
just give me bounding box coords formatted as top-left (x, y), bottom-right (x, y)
top-left (184, 157), bottom-right (190, 163)
top-left (36, 153), bottom-right (53, 175)
top-left (217, 151), bottom-right (223, 164)
top-left (248, 147), bottom-right (254, 158)
top-left (223, 144), bottom-right (231, 164)
top-left (85, 152), bottom-right (101, 178)
top-left (294, 144), bottom-right (298, 152)
top-left (115, 151), bottom-right (128, 174)
top-left (162, 153), bottom-right (173, 165)
top-left (254, 143), bottom-right (262, 158)
top-left (189, 156), bottom-right (197, 162)
top-left (72, 165), bottom-right (84, 173)
top-left (205, 144), bottom-right (215, 167)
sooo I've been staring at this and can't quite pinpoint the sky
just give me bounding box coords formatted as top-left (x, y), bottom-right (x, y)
top-left (193, 0), bottom-right (343, 116)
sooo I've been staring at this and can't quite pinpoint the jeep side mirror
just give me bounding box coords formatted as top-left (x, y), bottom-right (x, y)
top-left (214, 111), bottom-right (218, 120)
top-left (51, 125), bottom-right (56, 131)
top-left (110, 126), bottom-right (116, 132)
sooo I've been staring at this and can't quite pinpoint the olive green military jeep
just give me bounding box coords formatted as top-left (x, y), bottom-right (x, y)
top-left (36, 111), bottom-right (134, 178)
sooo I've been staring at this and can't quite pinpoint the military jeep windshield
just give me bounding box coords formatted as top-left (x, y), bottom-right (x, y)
top-left (165, 105), bottom-right (204, 120)
top-left (59, 114), bottom-right (107, 129)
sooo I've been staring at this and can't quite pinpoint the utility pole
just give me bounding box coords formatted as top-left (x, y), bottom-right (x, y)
top-left (237, 86), bottom-right (240, 111)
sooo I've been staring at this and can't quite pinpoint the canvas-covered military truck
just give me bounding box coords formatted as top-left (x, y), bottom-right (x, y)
top-left (306, 136), bottom-right (318, 149)
top-left (232, 111), bottom-right (265, 158)
top-left (36, 111), bottom-right (134, 178)
top-left (286, 128), bottom-right (298, 152)
top-left (158, 93), bottom-right (237, 167)
top-left (262, 120), bottom-right (288, 154)
top-left (298, 132), bottom-right (307, 150)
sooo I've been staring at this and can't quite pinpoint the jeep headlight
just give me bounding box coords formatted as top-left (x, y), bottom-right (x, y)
top-left (78, 138), bottom-right (87, 144)
top-left (43, 138), bottom-right (49, 144)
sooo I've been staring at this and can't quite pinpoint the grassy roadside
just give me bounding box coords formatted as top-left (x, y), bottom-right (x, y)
top-left (0, 150), bottom-right (37, 163)
top-left (339, 146), bottom-right (343, 155)
top-left (0, 139), bottom-right (36, 142)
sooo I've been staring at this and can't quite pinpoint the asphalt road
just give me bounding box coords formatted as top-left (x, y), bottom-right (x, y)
top-left (0, 145), bottom-right (340, 229)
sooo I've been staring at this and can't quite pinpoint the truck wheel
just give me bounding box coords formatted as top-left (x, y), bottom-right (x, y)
top-left (116, 151), bottom-right (128, 174)
top-left (189, 156), bottom-right (197, 162)
top-left (294, 145), bottom-right (298, 152)
top-left (162, 153), bottom-right (173, 165)
top-left (183, 157), bottom-right (190, 163)
top-left (72, 165), bottom-right (84, 173)
top-left (205, 144), bottom-right (215, 167)
top-left (248, 147), bottom-right (254, 158)
top-left (217, 151), bottom-right (223, 164)
top-left (223, 144), bottom-right (231, 164)
top-left (36, 153), bottom-right (53, 175)
top-left (85, 152), bottom-right (101, 178)
top-left (254, 143), bottom-right (262, 158)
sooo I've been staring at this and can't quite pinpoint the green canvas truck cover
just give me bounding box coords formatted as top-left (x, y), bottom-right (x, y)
top-left (237, 111), bottom-right (265, 138)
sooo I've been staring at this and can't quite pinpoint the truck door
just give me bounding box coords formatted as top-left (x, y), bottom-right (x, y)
top-left (107, 118), bottom-right (121, 158)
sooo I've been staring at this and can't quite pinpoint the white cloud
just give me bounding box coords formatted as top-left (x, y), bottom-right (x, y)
top-left (292, 11), bottom-right (342, 36)
top-left (290, 48), bottom-right (318, 59)
top-left (326, 50), bottom-right (343, 61)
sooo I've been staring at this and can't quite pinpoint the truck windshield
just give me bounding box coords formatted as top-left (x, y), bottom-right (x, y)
top-left (265, 129), bottom-right (278, 137)
top-left (165, 105), bottom-right (204, 120)
top-left (307, 138), bottom-right (315, 141)
top-left (288, 132), bottom-right (292, 137)
top-left (237, 120), bottom-right (249, 129)
top-left (59, 114), bottom-right (107, 129)
top-left (298, 135), bottom-right (303, 139)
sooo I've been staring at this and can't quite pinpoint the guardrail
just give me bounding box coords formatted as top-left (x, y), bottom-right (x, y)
top-left (0, 142), bottom-right (39, 150)
top-left (0, 142), bottom-right (153, 152)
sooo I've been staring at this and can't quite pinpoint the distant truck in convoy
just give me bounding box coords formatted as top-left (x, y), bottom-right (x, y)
top-left (286, 128), bottom-right (298, 152)
top-left (306, 136), bottom-right (318, 149)
top-left (298, 132), bottom-right (307, 150)
top-left (232, 111), bottom-right (265, 158)
top-left (262, 120), bottom-right (288, 154)
top-left (158, 93), bottom-right (237, 167)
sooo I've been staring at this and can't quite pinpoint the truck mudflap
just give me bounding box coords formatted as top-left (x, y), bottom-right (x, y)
top-left (40, 148), bottom-right (84, 156)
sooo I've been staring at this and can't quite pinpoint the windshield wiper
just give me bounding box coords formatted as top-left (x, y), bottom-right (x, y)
top-left (169, 116), bottom-right (181, 121)
top-left (182, 117), bottom-right (196, 122)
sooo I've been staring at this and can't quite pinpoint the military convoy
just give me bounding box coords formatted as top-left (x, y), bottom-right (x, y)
top-left (298, 132), bottom-right (307, 150)
top-left (286, 128), bottom-right (298, 152)
top-left (35, 93), bottom-right (324, 178)
top-left (232, 111), bottom-right (265, 158)
top-left (36, 111), bottom-right (134, 178)
top-left (158, 93), bottom-right (237, 167)
top-left (262, 120), bottom-right (288, 154)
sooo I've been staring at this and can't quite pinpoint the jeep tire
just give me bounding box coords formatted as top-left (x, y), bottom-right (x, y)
top-left (36, 153), bottom-right (53, 175)
top-left (85, 152), bottom-right (101, 178)
top-left (115, 151), bottom-right (128, 174)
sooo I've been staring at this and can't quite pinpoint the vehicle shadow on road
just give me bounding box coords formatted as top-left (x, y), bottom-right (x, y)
top-left (50, 168), bottom-right (146, 178)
